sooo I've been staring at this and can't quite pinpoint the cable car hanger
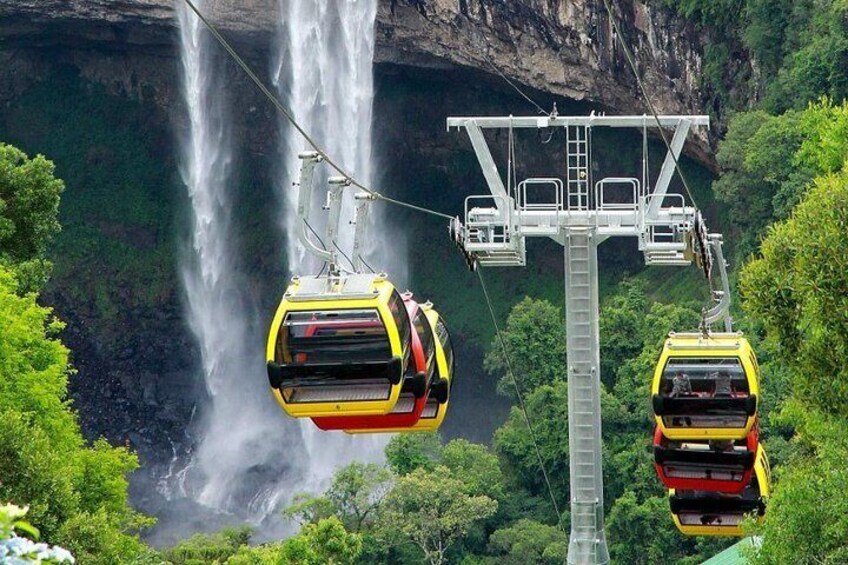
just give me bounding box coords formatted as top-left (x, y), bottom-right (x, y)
top-left (695, 230), bottom-right (732, 334)
top-left (294, 151), bottom-right (379, 280)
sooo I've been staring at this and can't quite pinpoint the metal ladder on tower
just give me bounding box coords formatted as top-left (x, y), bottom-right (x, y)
top-left (565, 228), bottom-right (609, 564)
top-left (566, 126), bottom-right (590, 211)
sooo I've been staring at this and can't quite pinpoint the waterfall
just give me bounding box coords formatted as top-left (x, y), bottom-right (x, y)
top-left (272, 0), bottom-right (390, 495)
top-left (174, 0), bottom-right (295, 525)
top-left (167, 0), bottom-right (393, 533)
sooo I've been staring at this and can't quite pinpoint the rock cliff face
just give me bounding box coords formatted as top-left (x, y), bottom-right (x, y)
top-left (0, 0), bottom-right (714, 160)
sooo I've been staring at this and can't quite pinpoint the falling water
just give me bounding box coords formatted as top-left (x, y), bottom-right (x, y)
top-left (166, 0), bottom-right (394, 534)
top-left (273, 0), bottom-right (390, 495)
top-left (174, 0), bottom-right (295, 525)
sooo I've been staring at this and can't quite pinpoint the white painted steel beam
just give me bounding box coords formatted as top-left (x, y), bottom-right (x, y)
top-left (448, 115), bottom-right (709, 129)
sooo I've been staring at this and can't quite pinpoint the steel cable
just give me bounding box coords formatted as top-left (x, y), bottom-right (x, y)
top-left (181, 0), bottom-right (453, 221)
top-left (476, 268), bottom-right (567, 535)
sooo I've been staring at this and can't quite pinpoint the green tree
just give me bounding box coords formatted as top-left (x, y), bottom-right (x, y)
top-left (164, 527), bottom-right (253, 565)
top-left (285, 462), bottom-right (391, 533)
top-left (599, 279), bottom-right (649, 388)
top-left (279, 517), bottom-right (362, 565)
top-left (0, 143), bottom-right (64, 293)
top-left (494, 381), bottom-right (569, 518)
top-left (0, 261), bottom-right (153, 562)
top-left (378, 466), bottom-right (497, 565)
top-left (385, 432), bottom-right (442, 476)
top-left (748, 405), bottom-right (848, 564)
top-left (713, 110), bottom-right (809, 258)
top-left (741, 167), bottom-right (848, 416)
top-left (764, 2), bottom-right (848, 112)
top-left (441, 439), bottom-right (504, 502)
top-left (606, 492), bottom-right (696, 565)
top-left (483, 297), bottom-right (566, 395)
top-left (0, 267), bottom-right (75, 444)
top-left (487, 519), bottom-right (567, 565)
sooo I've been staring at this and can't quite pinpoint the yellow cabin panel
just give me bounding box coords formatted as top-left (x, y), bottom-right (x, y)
top-left (266, 275), bottom-right (408, 418)
top-left (653, 333), bottom-right (759, 440)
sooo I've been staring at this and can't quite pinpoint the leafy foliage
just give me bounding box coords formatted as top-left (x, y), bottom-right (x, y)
top-left (0, 143), bottom-right (64, 293)
top-left (0, 144), bottom-right (153, 563)
top-left (164, 527), bottom-right (253, 565)
top-left (385, 433), bottom-right (443, 476)
top-left (741, 167), bottom-right (848, 416)
top-left (279, 517), bottom-right (363, 565)
top-left (483, 297), bottom-right (566, 395)
top-left (378, 466), bottom-right (497, 565)
top-left (487, 518), bottom-right (567, 565)
top-left (285, 462), bottom-right (391, 533)
top-left (734, 97), bottom-right (848, 562)
top-left (494, 382), bottom-right (569, 519)
top-left (747, 406), bottom-right (848, 564)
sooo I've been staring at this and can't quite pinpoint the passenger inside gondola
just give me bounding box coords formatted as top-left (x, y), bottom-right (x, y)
top-left (660, 359), bottom-right (749, 398)
top-left (670, 372), bottom-right (692, 397)
top-left (712, 371), bottom-right (733, 397)
top-left (658, 358), bottom-right (752, 430)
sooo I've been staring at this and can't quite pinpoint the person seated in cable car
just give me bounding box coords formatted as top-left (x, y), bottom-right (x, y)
top-left (312, 295), bottom-right (448, 432)
top-left (712, 371), bottom-right (733, 397)
top-left (346, 303), bottom-right (454, 434)
top-left (653, 424), bottom-right (758, 493)
top-left (670, 371), bottom-right (693, 397)
top-left (669, 443), bottom-right (770, 536)
top-left (266, 274), bottom-right (411, 418)
top-left (652, 333), bottom-right (760, 440)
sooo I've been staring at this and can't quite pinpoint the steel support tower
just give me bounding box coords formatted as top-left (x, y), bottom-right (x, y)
top-left (447, 113), bottom-right (724, 564)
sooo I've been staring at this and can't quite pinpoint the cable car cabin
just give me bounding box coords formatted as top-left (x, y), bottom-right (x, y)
top-left (266, 273), bottom-right (411, 418)
top-left (654, 425), bottom-right (759, 493)
top-left (652, 333), bottom-right (760, 440)
top-left (408, 306), bottom-right (454, 432)
top-left (346, 303), bottom-right (454, 434)
top-left (312, 294), bottom-right (443, 431)
top-left (669, 444), bottom-right (770, 536)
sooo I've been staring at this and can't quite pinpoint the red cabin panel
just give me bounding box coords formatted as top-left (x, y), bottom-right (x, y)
top-left (653, 425), bottom-right (758, 494)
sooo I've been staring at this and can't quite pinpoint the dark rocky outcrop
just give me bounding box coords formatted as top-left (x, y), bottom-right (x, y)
top-left (0, 1), bottom-right (717, 161)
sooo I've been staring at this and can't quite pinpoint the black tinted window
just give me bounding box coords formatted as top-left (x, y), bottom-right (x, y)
top-left (277, 309), bottom-right (390, 364)
top-left (413, 309), bottom-right (435, 374)
top-left (436, 317), bottom-right (454, 378)
top-left (388, 291), bottom-right (411, 350)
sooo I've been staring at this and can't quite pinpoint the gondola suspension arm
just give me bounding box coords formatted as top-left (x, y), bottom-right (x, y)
top-left (324, 176), bottom-right (350, 275)
top-left (702, 234), bottom-right (733, 332)
top-left (351, 191), bottom-right (376, 273)
top-left (295, 151), bottom-right (333, 264)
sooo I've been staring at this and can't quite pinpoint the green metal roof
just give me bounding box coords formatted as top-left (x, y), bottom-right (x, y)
top-left (701, 537), bottom-right (760, 564)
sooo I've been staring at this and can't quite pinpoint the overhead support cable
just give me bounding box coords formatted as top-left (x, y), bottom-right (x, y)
top-left (180, 0), bottom-right (453, 221)
top-left (600, 0), bottom-right (700, 210)
top-left (482, 53), bottom-right (549, 116)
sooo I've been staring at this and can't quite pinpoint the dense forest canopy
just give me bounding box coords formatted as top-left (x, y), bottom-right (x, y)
top-left (1, 0), bottom-right (848, 563)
